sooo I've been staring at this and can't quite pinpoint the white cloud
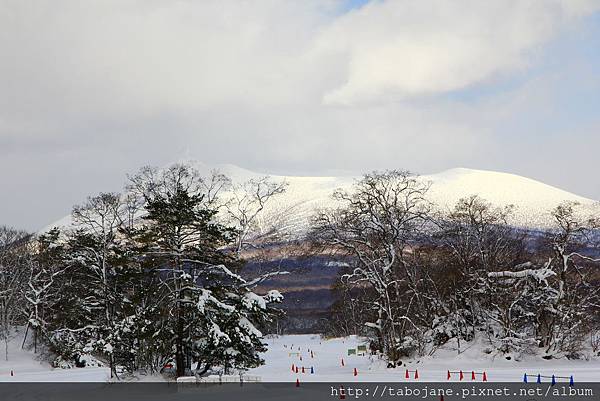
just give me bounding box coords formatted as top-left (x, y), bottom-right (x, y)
top-left (0, 0), bottom-right (599, 229)
top-left (318, 0), bottom-right (600, 104)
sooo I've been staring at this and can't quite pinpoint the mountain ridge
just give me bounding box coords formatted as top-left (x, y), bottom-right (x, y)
top-left (40, 163), bottom-right (598, 233)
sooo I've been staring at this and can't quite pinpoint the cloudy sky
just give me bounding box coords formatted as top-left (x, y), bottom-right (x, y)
top-left (1, 0), bottom-right (600, 230)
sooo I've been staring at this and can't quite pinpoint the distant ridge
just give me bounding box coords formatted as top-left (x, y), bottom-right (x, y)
top-left (40, 162), bottom-right (598, 234)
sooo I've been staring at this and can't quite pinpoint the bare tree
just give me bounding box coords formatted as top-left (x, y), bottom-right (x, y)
top-left (312, 170), bottom-right (431, 362)
top-left (0, 226), bottom-right (29, 360)
top-left (539, 202), bottom-right (600, 354)
top-left (224, 177), bottom-right (288, 255)
top-left (70, 192), bottom-right (127, 377)
top-left (433, 195), bottom-right (529, 353)
top-left (21, 229), bottom-right (66, 353)
top-left (127, 164), bottom-right (231, 210)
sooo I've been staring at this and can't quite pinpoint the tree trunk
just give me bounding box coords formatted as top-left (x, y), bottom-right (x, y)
top-left (175, 302), bottom-right (185, 377)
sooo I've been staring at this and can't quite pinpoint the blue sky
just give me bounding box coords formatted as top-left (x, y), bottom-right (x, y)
top-left (0, 0), bottom-right (599, 230)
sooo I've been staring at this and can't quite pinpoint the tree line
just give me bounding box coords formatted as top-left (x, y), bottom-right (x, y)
top-left (312, 170), bottom-right (600, 364)
top-left (1, 166), bottom-right (599, 375)
top-left (0, 163), bottom-right (286, 378)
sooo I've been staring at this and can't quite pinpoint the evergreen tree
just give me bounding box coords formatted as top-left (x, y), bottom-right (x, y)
top-left (130, 164), bottom-right (282, 377)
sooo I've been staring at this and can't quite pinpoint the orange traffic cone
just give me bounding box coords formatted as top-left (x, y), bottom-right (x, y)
top-left (353, 368), bottom-right (358, 377)
top-left (414, 369), bottom-right (419, 379)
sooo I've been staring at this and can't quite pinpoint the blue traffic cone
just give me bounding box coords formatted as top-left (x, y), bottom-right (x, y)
top-left (551, 375), bottom-right (556, 386)
top-left (537, 374), bottom-right (541, 383)
top-left (523, 373), bottom-right (528, 383)
top-left (310, 366), bottom-right (314, 374)
top-left (569, 375), bottom-right (574, 387)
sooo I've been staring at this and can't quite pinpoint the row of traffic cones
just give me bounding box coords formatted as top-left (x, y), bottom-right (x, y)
top-left (523, 373), bottom-right (574, 386)
top-left (291, 364), bottom-right (315, 374)
top-left (447, 370), bottom-right (487, 381)
top-left (404, 369), bottom-right (419, 379)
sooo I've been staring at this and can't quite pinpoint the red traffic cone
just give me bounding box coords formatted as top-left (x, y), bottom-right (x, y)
top-left (340, 385), bottom-right (346, 399)
top-left (353, 367), bottom-right (358, 377)
top-left (341, 358), bottom-right (345, 367)
top-left (414, 369), bottom-right (419, 379)
top-left (471, 371), bottom-right (476, 380)
top-left (482, 371), bottom-right (488, 382)
top-left (292, 363), bottom-right (295, 372)
top-left (295, 366), bottom-right (299, 373)
top-left (311, 351), bottom-right (314, 358)
top-left (302, 366), bottom-right (305, 374)
top-left (405, 369), bottom-right (409, 379)
top-left (459, 370), bottom-right (464, 381)
top-left (447, 370), bottom-right (451, 380)
top-left (300, 356), bottom-right (303, 361)
top-left (295, 378), bottom-right (300, 387)
top-left (10, 370), bottom-right (14, 377)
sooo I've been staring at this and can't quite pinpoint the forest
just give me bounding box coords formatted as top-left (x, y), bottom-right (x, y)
top-left (1, 163), bottom-right (599, 378)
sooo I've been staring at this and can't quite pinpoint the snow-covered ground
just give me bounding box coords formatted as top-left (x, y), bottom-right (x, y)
top-left (0, 334), bottom-right (109, 382)
top-left (1, 333), bottom-right (598, 382)
top-left (249, 334), bottom-right (600, 383)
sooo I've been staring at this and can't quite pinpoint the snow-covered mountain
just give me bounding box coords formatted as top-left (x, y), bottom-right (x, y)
top-left (204, 163), bottom-right (597, 231)
top-left (41, 162), bottom-right (598, 234)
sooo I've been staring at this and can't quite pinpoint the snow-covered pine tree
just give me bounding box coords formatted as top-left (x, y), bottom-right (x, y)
top-left (129, 164), bottom-right (282, 377)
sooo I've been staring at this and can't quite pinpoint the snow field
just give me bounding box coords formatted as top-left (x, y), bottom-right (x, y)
top-left (1, 333), bottom-right (598, 382)
top-left (249, 335), bottom-right (600, 383)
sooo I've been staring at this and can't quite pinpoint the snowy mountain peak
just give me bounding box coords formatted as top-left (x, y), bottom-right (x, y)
top-left (40, 163), bottom-right (598, 233)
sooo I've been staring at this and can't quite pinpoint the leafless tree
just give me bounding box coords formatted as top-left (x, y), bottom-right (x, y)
top-left (539, 202), bottom-right (600, 354)
top-left (0, 226), bottom-right (29, 360)
top-left (433, 195), bottom-right (529, 353)
top-left (71, 192), bottom-right (128, 377)
top-left (127, 164), bottom-right (231, 210)
top-left (312, 170), bottom-right (431, 361)
top-left (21, 230), bottom-right (66, 353)
top-left (223, 177), bottom-right (288, 255)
